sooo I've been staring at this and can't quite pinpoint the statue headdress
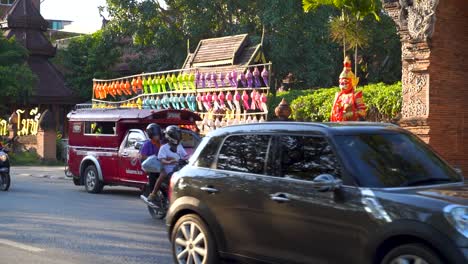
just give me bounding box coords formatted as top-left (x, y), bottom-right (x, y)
top-left (339, 56), bottom-right (359, 88)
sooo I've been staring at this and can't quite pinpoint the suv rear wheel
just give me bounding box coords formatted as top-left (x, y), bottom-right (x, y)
top-left (84, 165), bottom-right (103, 193)
top-left (381, 243), bottom-right (443, 264)
top-left (171, 214), bottom-right (218, 264)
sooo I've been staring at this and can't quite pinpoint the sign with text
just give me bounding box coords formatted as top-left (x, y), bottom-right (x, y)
top-left (0, 107), bottom-right (42, 137)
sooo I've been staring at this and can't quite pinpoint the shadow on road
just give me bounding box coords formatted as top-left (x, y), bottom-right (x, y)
top-left (75, 188), bottom-right (142, 198)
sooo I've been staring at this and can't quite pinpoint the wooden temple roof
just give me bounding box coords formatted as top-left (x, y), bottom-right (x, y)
top-left (1, 0), bottom-right (80, 105)
top-left (182, 34), bottom-right (265, 72)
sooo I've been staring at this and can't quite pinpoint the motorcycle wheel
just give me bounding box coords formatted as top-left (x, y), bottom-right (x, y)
top-left (148, 191), bottom-right (168, 220)
top-left (0, 173), bottom-right (10, 191)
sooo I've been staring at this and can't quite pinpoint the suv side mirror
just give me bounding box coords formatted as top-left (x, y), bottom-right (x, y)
top-left (312, 174), bottom-right (342, 192)
top-left (134, 141), bottom-right (144, 150)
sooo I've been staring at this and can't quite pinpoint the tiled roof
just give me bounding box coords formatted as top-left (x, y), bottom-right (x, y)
top-left (191, 34), bottom-right (248, 67)
top-left (182, 34), bottom-right (263, 71)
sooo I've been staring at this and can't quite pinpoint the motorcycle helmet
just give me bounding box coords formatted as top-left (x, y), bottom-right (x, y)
top-left (164, 125), bottom-right (182, 145)
top-left (146, 123), bottom-right (161, 140)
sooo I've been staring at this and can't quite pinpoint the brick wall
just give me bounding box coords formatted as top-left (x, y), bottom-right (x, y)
top-left (427, 0), bottom-right (468, 172)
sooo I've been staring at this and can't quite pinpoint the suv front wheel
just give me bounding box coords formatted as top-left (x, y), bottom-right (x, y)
top-left (171, 214), bottom-right (218, 264)
top-left (381, 243), bottom-right (443, 264)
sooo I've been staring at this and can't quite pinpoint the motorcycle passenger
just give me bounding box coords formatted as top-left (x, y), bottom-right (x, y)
top-left (140, 123), bottom-right (162, 198)
top-left (148, 125), bottom-right (187, 202)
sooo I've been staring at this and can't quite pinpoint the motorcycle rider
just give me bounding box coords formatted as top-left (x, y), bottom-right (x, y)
top-left (148, 125), bottom-right (187, 202)
top-left (140, 123), bottom-right (162, 199)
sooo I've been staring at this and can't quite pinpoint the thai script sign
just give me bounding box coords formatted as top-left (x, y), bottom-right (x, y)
top-left (16, 107), bottom-right (41, 136)
top-left (0, 119), bottom-right (7, 136)
top-left (0, 107), bottom-right (42, 137)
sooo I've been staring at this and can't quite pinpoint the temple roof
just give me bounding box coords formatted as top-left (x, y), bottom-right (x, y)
top-left (1, 0), bottom-right (80, 105)
top-left (1, 0), bottom-right (55, 57)
top-left (3, 0), bottom-right (48, 30)
top-left (182, 34), bottom-right (265, 71)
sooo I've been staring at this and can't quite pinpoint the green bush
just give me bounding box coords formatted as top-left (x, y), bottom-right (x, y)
top-left (9, 151), bottom-right (41, 166)
top-left (291, 87), bottom-right (339, 121)
top-left (269, 82), bottom-right (402, 122)
top-left (267, 89), bottom-right (312, 119)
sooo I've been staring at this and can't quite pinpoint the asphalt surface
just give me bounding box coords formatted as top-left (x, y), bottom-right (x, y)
top-left (0, 166), bottom-right (172, 264)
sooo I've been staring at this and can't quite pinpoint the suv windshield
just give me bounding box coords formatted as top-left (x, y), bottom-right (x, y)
top-left (334, 133), bottom-right (462, 188)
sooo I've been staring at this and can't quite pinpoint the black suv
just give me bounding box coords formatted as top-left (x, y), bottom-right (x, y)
top-left (166, 122), bottom-right (468, 264)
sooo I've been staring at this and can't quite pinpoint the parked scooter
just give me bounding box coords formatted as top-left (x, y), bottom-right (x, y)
top-left (141, 159), bottom-right (188, 219)
top-left (0, 146), bottom-right (11, 191)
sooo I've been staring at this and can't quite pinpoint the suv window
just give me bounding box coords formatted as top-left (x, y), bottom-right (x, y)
top-left (335, 133), bottom-right (461, 188)
top-left (279, 136), bottom-right (341, 180)
top-left (217, 134), bottom-right (271, 174)
top-left (194, 137), bottom-right (222, 168)
top-left (126, 131), bottom-right (146, 148)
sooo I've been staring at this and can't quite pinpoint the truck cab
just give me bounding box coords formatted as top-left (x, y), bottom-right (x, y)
top-left (67, 107), bottom-right (201, 193)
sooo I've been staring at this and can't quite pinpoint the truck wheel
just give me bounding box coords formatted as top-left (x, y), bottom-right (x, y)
top-left (381, 243), bottom-right (444, 264)
top-left (84, 165), bottom-right (103, 193)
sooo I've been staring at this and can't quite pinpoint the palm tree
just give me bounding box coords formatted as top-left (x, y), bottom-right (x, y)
top-left (303, 0), bottom-right (380, 77)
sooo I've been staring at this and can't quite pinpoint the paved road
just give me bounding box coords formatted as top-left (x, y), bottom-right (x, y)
top-left (0, 166), bottom-right (172, 264)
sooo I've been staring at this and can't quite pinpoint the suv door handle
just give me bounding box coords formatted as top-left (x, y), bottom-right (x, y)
top-left (271, 193), bottom-right (290, 203)
top-left (201, 186), bottom-right (219, 194)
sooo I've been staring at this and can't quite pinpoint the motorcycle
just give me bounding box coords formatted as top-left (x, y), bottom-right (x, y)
top-left (0, 147), bottom-right (10, 191)
top-left (141, 159), bottom-right (188, 219)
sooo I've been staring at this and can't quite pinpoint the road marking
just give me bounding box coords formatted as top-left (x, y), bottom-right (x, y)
top-left (0, 239), bottom-right (45, 253)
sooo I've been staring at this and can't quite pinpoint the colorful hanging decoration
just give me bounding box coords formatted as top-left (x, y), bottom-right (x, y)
top-left (201, 72), bottom-right (206, 88)
top-left (91, 62), bottom-right (271, 133)
top-left (171, 74), bottom-right (178, 91)
top-left (218, 91), bottom-right (226, 108)
top-left (226, 91), bottom-right (234, 111)
top-left (234, 90), bottom-right (241, 112)
top-left (189, 73), bottom-right (196, 90)
top-left (211, 72), bottom-right (219, 88)
top-left (239, 71), bottom-right (247, 88)
top-left (219, 72), bottom-right (226, 87)
top-left (204, 72), bottom-right (211, 88)
top-left (232, 70), bottom-right (238, 88)
top-left (242, 90), bottom-right (250, 110)
top-left (246, 68), bottom-right (253, 88)
top-left (253, 67), bottom-right (261, 88)
top-left (261, 68), bottom-right (269, 86)
top-left (226, 72), bottom-right (233, 87)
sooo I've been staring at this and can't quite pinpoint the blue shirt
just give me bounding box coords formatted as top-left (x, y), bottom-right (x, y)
top-left (140, 140), bottom-right (160, 158)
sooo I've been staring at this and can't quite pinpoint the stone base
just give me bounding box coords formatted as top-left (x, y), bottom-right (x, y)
top-left (399, 118), bottom-right (430, 143)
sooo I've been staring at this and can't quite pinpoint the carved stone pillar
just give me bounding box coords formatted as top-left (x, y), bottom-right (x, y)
top-left (383, 0), bottom-right (468, 172)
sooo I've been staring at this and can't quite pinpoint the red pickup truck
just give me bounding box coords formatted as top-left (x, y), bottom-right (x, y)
top-left (67, 107), bottom-right (201, 193)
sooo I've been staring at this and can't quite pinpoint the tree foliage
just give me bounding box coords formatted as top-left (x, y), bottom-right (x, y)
top-left (0, 35), bottom-right (36, 105)
top-left (57, 0), bottom-right (401, 100)
top-left (54, 30), bottom-right (121, 99)
top-left (302, 0), bottom-right (382, 77)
